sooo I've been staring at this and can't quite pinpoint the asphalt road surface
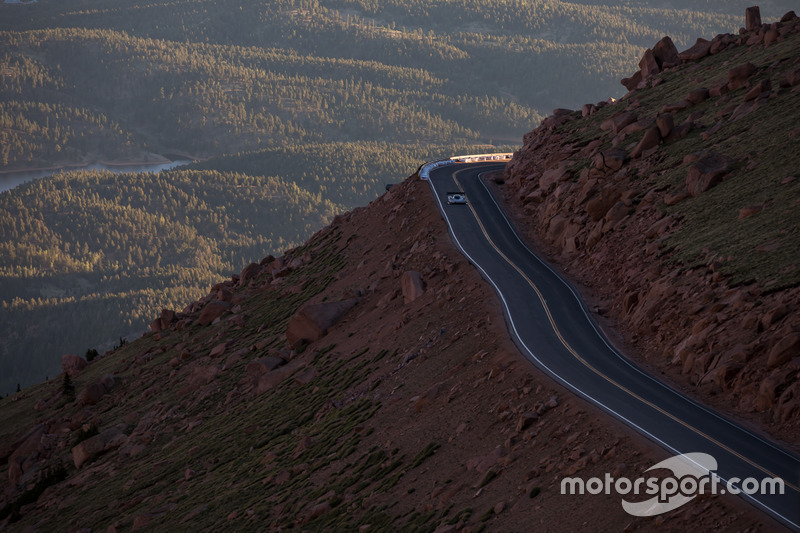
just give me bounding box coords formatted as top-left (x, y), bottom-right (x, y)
top-left (426, 161), bottom-right (800, 529)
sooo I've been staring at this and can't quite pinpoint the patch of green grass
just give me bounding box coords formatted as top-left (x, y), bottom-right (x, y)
top-left (410, 442), bottom-right (441, 469)
top-left (447, 507), bottom-right (473, 525)
top-left (478, 469), bottom-right (498, 488)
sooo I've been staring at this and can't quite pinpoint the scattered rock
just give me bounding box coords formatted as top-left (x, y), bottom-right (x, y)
top-left (744, 79), bottom-right (771, 102)
top-left (247, 355), bottom-right (287, 379)
top-left (187, 365), bottom-right (220, 390)
top-left (738, 205), bottom-right (763, 219)
top-left (602, 112), bottom-right (638, 135)
top-left (656, 113), bottom-right (674, 138)
top-left (586, 186), bottom-right (622, 221)
top-left (286, 299), bottom-right (358, 348)
top-left (79, 381), bottom-right (108, 406)
top-left (240, 262), bottom-right (263, 283)
top-left (621, 70), bottom-right (643, 91)
top-left (780, 69), bottom-right (800, 88)
top-left (401, 271), bottom-right (425, 304)
top-left (209, 342), bottom-right (228, 358)
top-left (767, 332), bottom-right (800, 369)
top-left (761, 304), bottom-right (788, 330)
top-left (686, 153), bottom-right (735, 196)
top-left (197, 301), bottom-right (230, 326)
top-left (7, 424), bottom-right (46, 484)
top-left (727, 63), bottom-right (757, 91)
top-left (630, 127), bottom-right (661, 158)
top-left (685, 88), bottom-right (710, 105)
top-left (72, 425), bottom-right (128, 468)
top-left (592, 149), bottom-right (627, 172)
top-left (763, 29), bottom-right (779, 46)
top-left (664, 189), bottom-right (692, 206)
top-left (679, 39), bottom-right (712, 62)
top-left (709, 80), bottom-right (731, 97)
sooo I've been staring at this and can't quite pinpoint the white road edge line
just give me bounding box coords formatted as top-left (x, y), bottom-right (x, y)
top-left (423, 164), bottom-right (799, 530)
top-left (476, 173), bottom-right (800, 463)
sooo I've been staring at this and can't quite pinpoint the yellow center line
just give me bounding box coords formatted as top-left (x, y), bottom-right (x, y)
top-left (451, 170), bottom-right (798, 491)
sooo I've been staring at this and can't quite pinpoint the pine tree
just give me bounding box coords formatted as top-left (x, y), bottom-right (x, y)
top-left (62, 373), bottom-right (75, 402)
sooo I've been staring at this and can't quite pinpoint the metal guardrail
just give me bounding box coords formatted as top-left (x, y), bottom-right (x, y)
top-left (450, 153), bottom-right (513, 163)
top-left (418, 153), bottom-right (512, 180)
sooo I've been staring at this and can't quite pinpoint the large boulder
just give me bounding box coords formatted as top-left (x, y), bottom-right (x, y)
top-left (240, 262), bottom-right (263, 283)
top-left (186, 365), bottom-right (220, 391)
top-left (586, 186), bottom-right (621, 221)
top-left (246, 355), bottom-right (287, 379)
top-left (767, 332), bottom-right (800, 369)
top-left (656, 113), bottom-right (674, 138)
top-left (62, 354), bottom-right (88, 377)
top-left (727, 62), bottom-right (757, 91)
top-left (150, 308), bottom-right (177, 332)
top-left (652, 36), bottom-right (680, 69)
top-left (621, 70), bottom-right (643, 91)
top-left (592, 148), bottom-right (627, 172)
top-left (630, 127), bottom-right (661, 158)
top-left (686, 153), bottom-right (735, 196)
top-left (197, 300), bottom-right (230, 326)
top-left (72, 425), bottom-right (128, 469)
top-left (79, 381), bottom-right (108, 406)
top-left (286, 299), bottom-right (358, 349)
top-left (638, 49), bottom-right (660, 78)
top-left (7, 424), bottom-right (46, 484)
top-left (601, 111), bottom-right (638, 135)
top-left (401, 271), bottom-right (425, 304)
top-left (780, 69), bottom-right (800, 88)
top-left (685, 88), bottom-right (710, 105)
top-left (678, 38), bottom-right (712, 62)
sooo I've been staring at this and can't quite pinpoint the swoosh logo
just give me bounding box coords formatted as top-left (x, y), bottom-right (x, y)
top-left (622, 452), bottom-right (717, 516)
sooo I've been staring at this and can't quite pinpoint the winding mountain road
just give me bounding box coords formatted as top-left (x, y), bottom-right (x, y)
top-left (425, 161), bottom-right (800, 529)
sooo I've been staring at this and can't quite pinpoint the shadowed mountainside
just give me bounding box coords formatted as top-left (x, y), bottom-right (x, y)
top-left (0, 176), bottom-right (775, 532)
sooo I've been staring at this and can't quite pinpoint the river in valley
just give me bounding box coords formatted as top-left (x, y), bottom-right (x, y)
top-left (0, 160), bottom-right (192, 193)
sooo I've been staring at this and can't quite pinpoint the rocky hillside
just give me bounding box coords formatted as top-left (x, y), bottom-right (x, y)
top-left (500, 6), bottom-right (800, 447)
top-left (1, 5), bottom-right (798, 532)
top-left (0, 177), bottom-right (774, 530)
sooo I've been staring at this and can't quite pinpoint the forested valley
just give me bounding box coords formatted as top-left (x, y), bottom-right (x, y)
top-left (0, 0), bottom-right (795, 394)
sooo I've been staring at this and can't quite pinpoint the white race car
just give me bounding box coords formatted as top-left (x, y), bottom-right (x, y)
top-left (447, 193), bottom-right (466, 205)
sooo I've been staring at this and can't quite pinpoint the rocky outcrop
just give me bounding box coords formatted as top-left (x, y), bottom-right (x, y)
top-left (503, 7), bottom-right (800, 438)
top-left (7, 424), bottom-right (46, 484)
top-left (745, 6), bottom-right (761, 32)
top-left (621, 36), bottom-right (680, 90)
